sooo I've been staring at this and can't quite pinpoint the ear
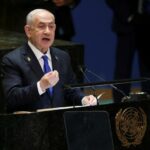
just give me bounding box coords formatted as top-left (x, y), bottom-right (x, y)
top-left (24, 25), bottom-right (31, 38)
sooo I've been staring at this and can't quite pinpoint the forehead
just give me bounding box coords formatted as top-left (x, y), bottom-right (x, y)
top-left (33, 11), bottom-right (55, 24)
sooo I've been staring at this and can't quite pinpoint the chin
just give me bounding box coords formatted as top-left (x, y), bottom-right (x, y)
top-left (39, 47), bottom-right (48, 52)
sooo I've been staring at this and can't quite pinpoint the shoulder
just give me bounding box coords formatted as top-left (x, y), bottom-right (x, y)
top-left (2, 44), bottom-right (27, 63)
top-left (51, 47), bottom-right (70, 58)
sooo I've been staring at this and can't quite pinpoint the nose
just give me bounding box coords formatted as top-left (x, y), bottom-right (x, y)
top-left (44, 26), bottom-right (51, 34)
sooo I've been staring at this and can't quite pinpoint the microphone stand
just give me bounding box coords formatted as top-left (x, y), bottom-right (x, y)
top-left (64, 78), bottom-right (150, 103)
top-left (85, 69), bottom-right (127, 98)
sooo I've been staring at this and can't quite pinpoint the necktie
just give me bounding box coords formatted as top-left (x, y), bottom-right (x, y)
top-left (42, 55), bottom-right (53, 96)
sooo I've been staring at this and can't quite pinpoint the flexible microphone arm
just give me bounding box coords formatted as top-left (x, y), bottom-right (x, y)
top-left (78, 66), bottom-right (99, 98)
top-left (64, 65), bottom-right (148, 91)
top-left (85, 68), bottom-right (127, 97)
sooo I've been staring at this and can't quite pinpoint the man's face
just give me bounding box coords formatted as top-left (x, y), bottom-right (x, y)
top-left (25, 11), bottom-right (56, 53)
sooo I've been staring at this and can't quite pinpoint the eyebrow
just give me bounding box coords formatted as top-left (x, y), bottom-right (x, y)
top-left (38, 21), bottom-right (55, 24)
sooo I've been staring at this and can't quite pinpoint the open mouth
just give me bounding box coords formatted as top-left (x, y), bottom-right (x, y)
top-left (42, 37), bottom-right (50, 42)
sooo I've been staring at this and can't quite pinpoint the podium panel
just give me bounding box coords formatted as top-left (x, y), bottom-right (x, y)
top-left (64, 111), bottom-right (114, 150)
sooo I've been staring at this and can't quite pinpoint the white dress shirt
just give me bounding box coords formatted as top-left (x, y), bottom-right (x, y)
top-left (28, 41), bottom-right (53, 95)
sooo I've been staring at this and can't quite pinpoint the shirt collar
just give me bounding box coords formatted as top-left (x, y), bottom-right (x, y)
top-left (28, 41), bottom-right (51, 61)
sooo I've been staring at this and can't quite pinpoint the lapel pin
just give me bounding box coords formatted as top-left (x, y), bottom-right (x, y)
top-left (27, 57), bottom-right (31, 62)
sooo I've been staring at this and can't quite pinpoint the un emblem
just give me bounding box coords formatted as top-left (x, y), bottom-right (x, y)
top-left (115, 107), bottom-right (147, 147)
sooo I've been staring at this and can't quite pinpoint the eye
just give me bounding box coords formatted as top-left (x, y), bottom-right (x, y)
top-left (38, 24), bottom-right (45, 29)
top-left (49, 24), bottom-right (56, 30)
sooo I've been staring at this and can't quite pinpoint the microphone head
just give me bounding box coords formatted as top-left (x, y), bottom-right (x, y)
top-left (78, 65), bottom-right (86, 72)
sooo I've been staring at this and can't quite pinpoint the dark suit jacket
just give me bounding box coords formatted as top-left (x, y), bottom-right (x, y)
top-left (1, 43), bottom-right (84, 113)
top-left (105, 0), bottom-right (138, 33)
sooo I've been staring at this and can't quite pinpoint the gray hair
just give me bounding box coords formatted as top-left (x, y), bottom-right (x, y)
top-left (26, 9), bottom-right (54, 25)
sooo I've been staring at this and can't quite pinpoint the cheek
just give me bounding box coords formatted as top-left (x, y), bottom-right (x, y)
top-left (30, 35), bottom-right (40, 46)
top-left (32, 33), bottom-right (41, 42)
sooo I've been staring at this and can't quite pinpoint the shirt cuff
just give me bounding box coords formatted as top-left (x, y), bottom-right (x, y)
top-left (37, 81), bottom-right (46, 95)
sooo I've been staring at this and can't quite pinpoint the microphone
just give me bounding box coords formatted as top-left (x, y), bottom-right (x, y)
top-left (78, 66), bottom-right (104, 101)
top-left (79, 66), bottom-right (129, 101)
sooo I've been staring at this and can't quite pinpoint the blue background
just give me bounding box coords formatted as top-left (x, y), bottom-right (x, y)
top-left (71, 0), bottom-right (139, 83)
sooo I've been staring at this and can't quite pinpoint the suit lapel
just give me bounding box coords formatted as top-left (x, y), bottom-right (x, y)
top-left (22, 44), bottom-right (44, 79)
top-left (50, 47), bottom-right (61, 101)
top-left (51, 47), bottom-right (59, 71)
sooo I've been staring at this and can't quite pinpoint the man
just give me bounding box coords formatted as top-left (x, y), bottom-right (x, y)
top-left (105, 0), bottom-right (150, 102)
top-left (1, 9), bottom-right (97, 113)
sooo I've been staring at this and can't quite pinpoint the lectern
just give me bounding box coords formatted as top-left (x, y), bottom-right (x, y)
top-left (0, 99), bottom-right (150, 150)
